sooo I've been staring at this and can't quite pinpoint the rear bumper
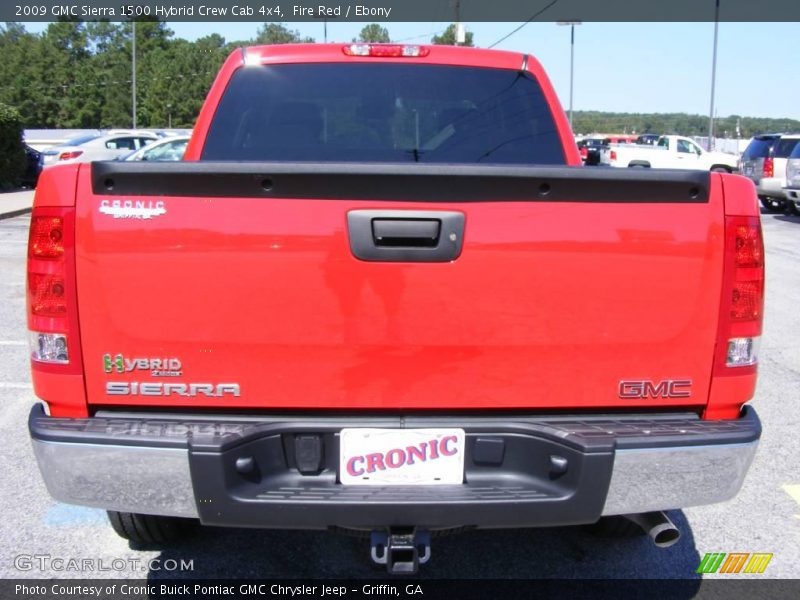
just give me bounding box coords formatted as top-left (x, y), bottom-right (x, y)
top-left (758, 177), bottom-right (786, 198)
top-left (29, 404), bottom-right (760, 529)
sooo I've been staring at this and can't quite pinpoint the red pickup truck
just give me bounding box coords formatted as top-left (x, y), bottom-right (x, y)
top-left (27, 44), bottom-right (763, 573)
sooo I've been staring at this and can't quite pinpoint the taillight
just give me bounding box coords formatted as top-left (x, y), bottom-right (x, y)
top-left (342, 44), bottom-right (430, 58)
top-left (27, 208), bottom-right (75, 365)
top-left (610, 150), bottom-right (617, 161)
top-left (762, 157), bottom-right (774, 178)
top-left (715, 216), bottom-right (764, 371)
top-left (59, 151), bottom-right (83, 161)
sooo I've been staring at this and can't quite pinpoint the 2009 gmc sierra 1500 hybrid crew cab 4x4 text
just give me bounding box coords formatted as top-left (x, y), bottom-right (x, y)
top-left (27, 44), bottom-right (763, 574)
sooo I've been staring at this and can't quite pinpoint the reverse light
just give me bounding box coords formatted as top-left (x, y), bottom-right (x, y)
top-left (342, 44), bottom-right (430, 58)
top-left (58, 151), bottom-right (83, 161)
top-left (726, 337), bottom-right (760, 367)
top-left (29, 332), bottom-right (69, 364)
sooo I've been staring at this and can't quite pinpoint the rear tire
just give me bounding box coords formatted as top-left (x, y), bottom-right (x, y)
top-left (759, 196), bottom-right (787, 213)
top-left (584, 516), bottom-right (645, 539)
top-left (107, 511), bottom-right (198, 544)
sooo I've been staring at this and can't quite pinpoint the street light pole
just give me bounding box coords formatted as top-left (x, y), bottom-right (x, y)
top-left (708, 0), bottom-right (720, 151)
top-left (132, 20), bottom-right (137, 129)
top-left (557, 21), bottom-right (581, 131)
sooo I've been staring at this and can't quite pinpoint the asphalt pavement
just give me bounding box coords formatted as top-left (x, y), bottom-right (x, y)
top-left (0, 208), bottom-right (798, 581)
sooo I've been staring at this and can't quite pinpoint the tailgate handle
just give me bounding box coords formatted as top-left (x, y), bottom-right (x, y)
top-left (372, 219), bottom-right (440, 248)
top-left (347, 210), bottom-right (465, 262)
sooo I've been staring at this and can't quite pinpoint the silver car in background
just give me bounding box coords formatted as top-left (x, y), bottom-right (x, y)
top-left (41, 131), bottom-right (159, 167)
top-left (121, 135), bottom-right (190, 162)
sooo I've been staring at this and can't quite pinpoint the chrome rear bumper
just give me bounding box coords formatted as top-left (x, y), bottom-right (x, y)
top-left (30, 404), bottom-right (760, 525)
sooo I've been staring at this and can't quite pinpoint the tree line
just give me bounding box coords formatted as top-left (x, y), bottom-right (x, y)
top-left (0, 20), bottom-right (796, 136)
top-left (0, 21), bottom-right (472, 130)
top-left (573, 111), bottom-right (800, 139)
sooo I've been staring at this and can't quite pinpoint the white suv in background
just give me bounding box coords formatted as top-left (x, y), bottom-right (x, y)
top-left (783, 142), bottom-right (800, 212)
top-left (41, 131), bottom-right (159, 167)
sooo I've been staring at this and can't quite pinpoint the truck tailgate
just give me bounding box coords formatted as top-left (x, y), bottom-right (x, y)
top-left (75, 163), bottom-right (724, 411)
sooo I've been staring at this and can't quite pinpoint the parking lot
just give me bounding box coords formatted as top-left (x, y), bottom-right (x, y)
top-left (0, 206), bottom-right (798, 580)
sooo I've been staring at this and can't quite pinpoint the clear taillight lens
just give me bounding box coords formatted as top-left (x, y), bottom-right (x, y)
top-left (29, 332), bottom-right (69, 364)
top-left (726, 337), bottom-right (760, 367)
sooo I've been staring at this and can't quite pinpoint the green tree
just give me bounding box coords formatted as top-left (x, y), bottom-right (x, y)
top-left (254, 23), bottom-right (314, 45)
top-left (431, 24), bottom-right (473, 47)
top-left (354, 24), bottom-right (390, 43)
top-left (0, 102), bottom-right (24, 189)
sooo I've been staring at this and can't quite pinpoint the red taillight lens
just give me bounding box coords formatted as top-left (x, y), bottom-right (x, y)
top-left (610, 150), bottom-right (617, 161)
top-left (27, 207), bottom-right (77, 366)
top-left (28, 273), bottom-right (67, 317)
top-left (59, 151), bottom-right (83, 161)
top-left (763, 157), bottom-right (774, 178)
top-left (734, 224), bottom-right (763, 268)
top-left (714, 215), bottom-right (764, 373)
top-left (731, 280), bottom-right (763, 321)
top-left (342, 44), bottom-right (430, 58)
top-left (28, 216), bottom-right (64, 259)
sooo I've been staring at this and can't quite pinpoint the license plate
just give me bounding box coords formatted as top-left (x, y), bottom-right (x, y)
top-left (339, 428), bottom-right (465, 486)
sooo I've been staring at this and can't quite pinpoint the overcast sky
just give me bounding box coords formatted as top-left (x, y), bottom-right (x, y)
top-left (21, 21), bottom-right (800, 121)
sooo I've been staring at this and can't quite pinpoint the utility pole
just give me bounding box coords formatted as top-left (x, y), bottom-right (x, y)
top-left (132, 20), bottom-right (137, 129)
top-left (454, 1), bottom-right (464, 46)
top-left (557, 21), bottom-right (581, 131)
top-left (708, 0), bottom-right (720, 151)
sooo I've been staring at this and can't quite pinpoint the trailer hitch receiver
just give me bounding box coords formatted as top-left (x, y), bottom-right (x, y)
top-left (370, 528), bottom-right (431, 574)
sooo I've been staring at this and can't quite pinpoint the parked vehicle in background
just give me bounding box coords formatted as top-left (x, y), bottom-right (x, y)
top-left (122, 135), bottom-right (190, 162)
top-left (21, 144), bottom-right (42, 188)
top-left (576, 137), bottom-right (608, 164)
top-left (601, 135), bottom-right (738, 172)
top-left (28, 43), bottom-right (763, 574)
top-left (741, 134), bottom-right (800, 213)
top-left (41, 131), bottom-right (158, 167)
top-left (605, 135), bottom-right (637, 144)
top-left (782, 142), bottom-right (800, 212)
top-left (739, 134), bottom-right (785, 212)
top-left (635, 134), bottom-right (660, 145)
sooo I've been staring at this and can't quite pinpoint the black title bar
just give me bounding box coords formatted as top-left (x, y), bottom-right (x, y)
top-left (7, 0), bottom-right (800, 22)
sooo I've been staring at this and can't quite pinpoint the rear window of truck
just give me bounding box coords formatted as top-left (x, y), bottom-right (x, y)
top-left (201, 63), bottom-right (565, 165)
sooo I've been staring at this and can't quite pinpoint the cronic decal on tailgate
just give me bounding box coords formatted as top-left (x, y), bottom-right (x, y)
top-left (99, 199), bottom-right (166, 219)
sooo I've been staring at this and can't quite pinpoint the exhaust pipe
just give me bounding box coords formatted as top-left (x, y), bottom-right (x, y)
top-left (625, 511), bottom-right (681, 548)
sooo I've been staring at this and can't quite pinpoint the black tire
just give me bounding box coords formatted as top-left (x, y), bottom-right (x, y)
top-left (584, 516), bottom-right (645, 539)
top-left (107, 511), bottom-right (198, 544)
top-left (759, 196), bottom-right (787, 213)
top-left (787, 201), bottom-right (800, 216)
top-left (710, 166), bottom-right (732, 173)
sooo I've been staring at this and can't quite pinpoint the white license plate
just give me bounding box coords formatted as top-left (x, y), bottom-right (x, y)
top-left (339, 428), bottom-right (465, 486)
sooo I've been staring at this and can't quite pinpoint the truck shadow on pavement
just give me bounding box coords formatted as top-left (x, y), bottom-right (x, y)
top-left (141, 510), bottom-right (701, 582)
